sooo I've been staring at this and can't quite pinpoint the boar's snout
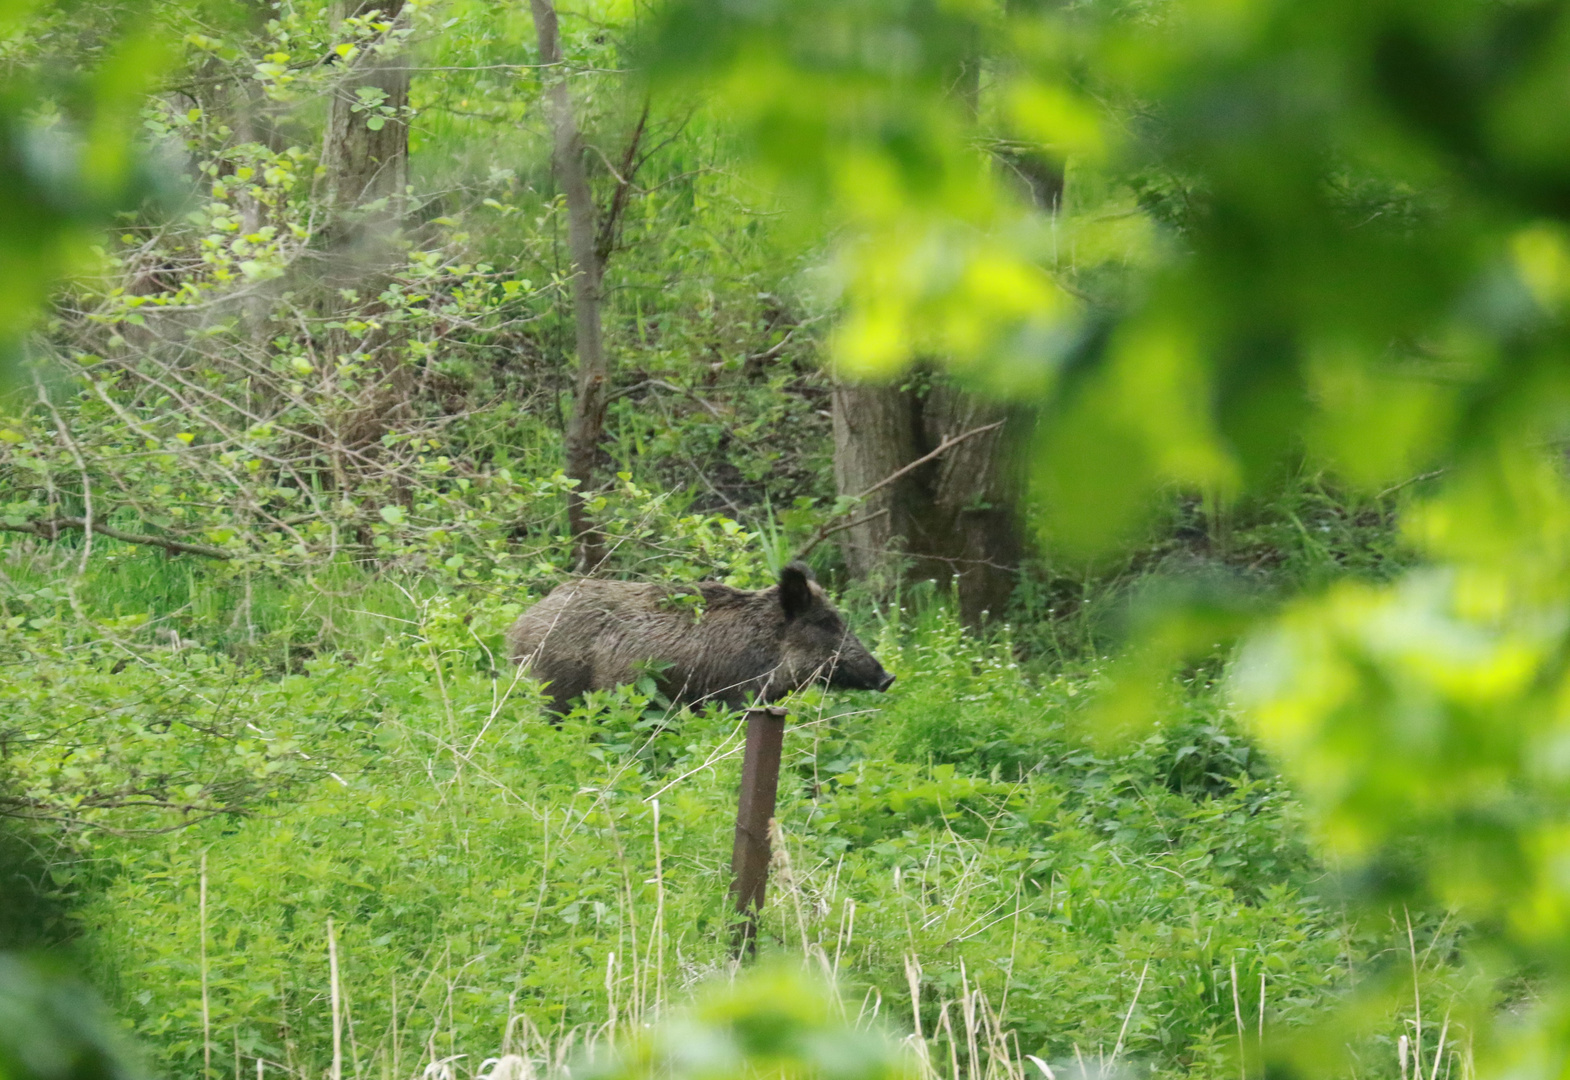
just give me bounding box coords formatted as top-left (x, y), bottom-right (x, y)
top-left (827, 638), bottom-right (895, 693)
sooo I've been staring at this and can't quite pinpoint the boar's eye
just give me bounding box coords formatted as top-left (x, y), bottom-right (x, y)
top-left (814, 612), bottom-right (846, 636)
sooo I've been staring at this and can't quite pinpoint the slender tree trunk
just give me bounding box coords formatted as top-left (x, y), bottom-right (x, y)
top-left (532, 0), bottom-right (609, 573)
top-left (322, 0), bottom-right (409, 225)
top-left (317, 0), bottom-right (410, 494)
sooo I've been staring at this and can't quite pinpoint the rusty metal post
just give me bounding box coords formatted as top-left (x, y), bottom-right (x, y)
top-left (729, 705), bottom-right (787, 956)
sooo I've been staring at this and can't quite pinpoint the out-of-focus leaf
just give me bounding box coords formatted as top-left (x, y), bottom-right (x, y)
top-left (580, 966), bottom-right (913, 1080)
top-left (0, 954), bottom-right (143, 1080)
top-left (645, 0), bottom-right (1570, 1072)
top-left (0, 23), bottom-right (168, 381)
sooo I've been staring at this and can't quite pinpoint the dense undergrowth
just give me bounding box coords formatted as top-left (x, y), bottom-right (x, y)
top-left (0, 477), bottom-right (1472, 1080)
top-left (0, 0), bottom-right (1562, 1072)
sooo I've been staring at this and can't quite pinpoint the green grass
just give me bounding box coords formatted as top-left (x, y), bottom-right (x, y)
top-left (0, 472), bottom-right (1463, 1080)
top-left (1, 540), bottom-right (444, 662)
top-left (0, 557), bottom-right (1455, 1080)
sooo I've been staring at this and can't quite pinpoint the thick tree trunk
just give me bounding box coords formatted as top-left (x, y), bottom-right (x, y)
top-left (833, 376), bottom-right (1025, 626)
top-left (832, 381), bottom-right (918, 581)
top-left (532, 0), bottom-right (609, 573)
top-left (831, 39), bottom-right (1036, 625)
top-left (913, 385), bottom-right (1023, 624)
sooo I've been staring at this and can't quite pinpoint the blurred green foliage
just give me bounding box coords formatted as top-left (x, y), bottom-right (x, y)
top-left (645, 0), bottom-right (1570, 535)
top-left (579, 968), bottom-right (911, 1080)
top-left (0, 954), bottom-right (143, 1080)
top-left (644, 0), bottom-right (1570, 1075)
top-left (0, 2), bottom-right (166, 376)
top-left (6, 0), bottom-right (1570, 1074)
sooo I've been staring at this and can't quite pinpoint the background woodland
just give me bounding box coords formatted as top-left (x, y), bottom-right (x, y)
top-left (6, 1), bottom-right (1570, 1080)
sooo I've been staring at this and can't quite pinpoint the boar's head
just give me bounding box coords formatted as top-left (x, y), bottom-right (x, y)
top-left (776, 562), bottom-right (895, 694)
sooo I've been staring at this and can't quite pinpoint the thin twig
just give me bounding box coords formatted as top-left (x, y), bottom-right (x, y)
top-left (594, 95), bottom-right (652, 265)
top-left (797, 509), bottom-right (890, 558)
top-left (1377, 469), bottom-right (1447, 500)
top-left (200, 852), bottom-right (212, 1080)
top-left (328, 916), bottom-right (343, 1080)
top-left (1112, 960), bottom-right (1149, 1063)
top-left (1232, 959), bottom-right (1247, 1080)
top-left (1408, 907), bottom-right (1423, 1078)
top-left (855, 419), bottom-right (1006, 503)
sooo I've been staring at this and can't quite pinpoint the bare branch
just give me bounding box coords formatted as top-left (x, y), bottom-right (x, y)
top-left (594, 96), bottom-right (652, 266)
top-left (854, 419), bottom-right (1005, 503)
top-left (797, 508), bottom-right (890, 559)
top-left (794, 419), bottom-right (1006, 560)
top-left (0, 517), bottom-right (233, 560)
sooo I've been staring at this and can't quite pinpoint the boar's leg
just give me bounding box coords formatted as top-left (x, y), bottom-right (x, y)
top-left (711, 689), bottom-right (755, 713)
top-left (711, 675), bottom-right (774, 713)
top-left (534, 656), bottom-right (591, 718)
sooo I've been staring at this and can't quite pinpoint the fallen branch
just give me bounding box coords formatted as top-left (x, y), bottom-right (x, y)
top-left (645, 379), bottom-right (727, 420)
top-left (793, 419), bottom-right (1006, 559)
top-left (0, 517), bottom-right (233, 559)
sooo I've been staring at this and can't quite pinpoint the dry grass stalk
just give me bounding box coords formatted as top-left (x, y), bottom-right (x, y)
top-left (200, 852), bottom-right (213, 1080)
top-left (328, 916), bottom-right (344, 1080)
top-left (1230, 959), bottom-right (1245, 1080)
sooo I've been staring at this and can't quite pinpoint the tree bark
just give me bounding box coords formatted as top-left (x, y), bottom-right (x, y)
top-left (322, 0), bottom-right (409, 226)
top-left (316, 0), bottom-right (412, 490)
top-left (912, 384), bottom-right (1024, 624)
top-left (831, 35), bottom-right (1036, 625)
top-left (532, 0), bottom-right (609, 573)
top-left (833, 375), bottom-right (1024, 626)
top-left (832, 381), bottom-right (918, 582)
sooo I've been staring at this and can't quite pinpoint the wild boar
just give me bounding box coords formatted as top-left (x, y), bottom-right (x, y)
top-left (507, 562), bottom-right (895, 715)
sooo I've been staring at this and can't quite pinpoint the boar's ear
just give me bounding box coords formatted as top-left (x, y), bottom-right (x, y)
top-left (779, 561), bottom-right (816, 620)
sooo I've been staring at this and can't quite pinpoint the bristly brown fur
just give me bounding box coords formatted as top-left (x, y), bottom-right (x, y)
top-left (507, 563), bottom-right (893, 715)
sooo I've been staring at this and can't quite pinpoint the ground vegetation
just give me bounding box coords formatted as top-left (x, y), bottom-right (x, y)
top-left (2, 0), bottom-right (1565, 1079)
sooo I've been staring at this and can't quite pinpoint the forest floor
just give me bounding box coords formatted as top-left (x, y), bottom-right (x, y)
top-left (0, 475), bottom-right (1470, 1080)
